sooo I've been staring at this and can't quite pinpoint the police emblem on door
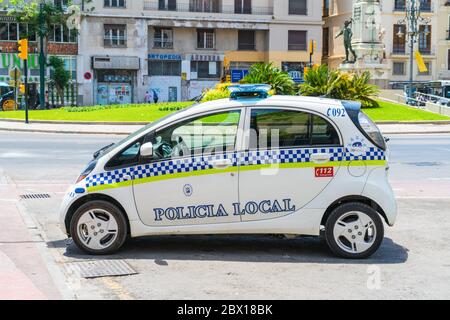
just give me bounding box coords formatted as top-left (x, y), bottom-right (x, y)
top-left (183, 184), bottom-right (193, 197)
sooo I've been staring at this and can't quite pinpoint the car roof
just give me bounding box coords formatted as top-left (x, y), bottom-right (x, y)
top-left (173, 95), bottom-right (344, 121)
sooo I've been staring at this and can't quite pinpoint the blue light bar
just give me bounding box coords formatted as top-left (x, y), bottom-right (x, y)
top-left (228, 84), bottom-right (272, 100)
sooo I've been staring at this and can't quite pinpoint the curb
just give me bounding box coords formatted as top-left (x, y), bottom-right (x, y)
top-left (0, 128), bottom-right (130, 135)
top-left (2, 127), bottom-right (450, 136)
top-left (2, 118), bottom-right (450, 126)
top-left (0, 118), bottom-right (147, 126)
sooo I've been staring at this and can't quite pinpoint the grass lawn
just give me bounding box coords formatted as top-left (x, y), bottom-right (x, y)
top-left (0, 100), bottom-right (448, 123)
top-left (364, 100), bottom-right (450, 122)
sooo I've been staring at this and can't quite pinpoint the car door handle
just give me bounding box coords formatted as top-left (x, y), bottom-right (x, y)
top-left (311, 153), bottom-right (331, 164)
top-left (123, 175), bottom-right (133, 181)
top-left (211, 159), bottom-right (232, 169)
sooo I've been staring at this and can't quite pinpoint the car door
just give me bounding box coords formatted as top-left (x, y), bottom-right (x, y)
top-left (133, 109), bottom-right (244, 227)
top-left (238, 107), bottom-right (342, 222)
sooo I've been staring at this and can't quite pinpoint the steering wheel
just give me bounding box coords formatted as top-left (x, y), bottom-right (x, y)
top-left (153, 141), bottom-right (172, 159)
top-left (171, 136), bottom-right (190, 158)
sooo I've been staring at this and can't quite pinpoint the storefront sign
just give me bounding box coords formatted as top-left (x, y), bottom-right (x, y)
top-left (186, 54), bottom-right (224, 62)
top-left (148, 53), bottom-right (182, 61)
top-left (231, 69), bottom-right (249, 83)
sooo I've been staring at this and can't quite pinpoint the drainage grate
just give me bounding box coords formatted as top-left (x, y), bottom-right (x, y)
top-left (20, 194), bottom-right (51, 200)
top-left (65, 260), bottom-right (138, 279)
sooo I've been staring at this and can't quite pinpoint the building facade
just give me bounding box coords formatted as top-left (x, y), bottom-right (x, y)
top-left (322, 0), bottom-right (439, 89)
top-left (0, 0), bottom-right (78, 106)
top-left (78, 0), bottom-right (323, 105)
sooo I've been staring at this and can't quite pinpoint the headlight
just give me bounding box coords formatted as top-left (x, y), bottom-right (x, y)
top-left (76, 160), bottom-right (97, 184)
top-left (357, 112), bottom-right (387, 150)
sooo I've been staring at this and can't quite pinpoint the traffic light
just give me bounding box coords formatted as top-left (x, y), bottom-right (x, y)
top-left (226, 74), bottom-right (231, 83)
top-left (19, 84), bottom-right (25, 94)
top-left (309, 40), bottom-right (317, 55)
top-left (18, 39), bottom-right (28, 60)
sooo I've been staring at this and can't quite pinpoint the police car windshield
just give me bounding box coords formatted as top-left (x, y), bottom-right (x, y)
top-left (97, 107), bottom-right (193, 160)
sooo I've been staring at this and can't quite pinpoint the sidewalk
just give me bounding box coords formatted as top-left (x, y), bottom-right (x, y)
top-left (1, 119), bottom-right (450, 135)
top-left (0, 172), bottom-right (63, 300)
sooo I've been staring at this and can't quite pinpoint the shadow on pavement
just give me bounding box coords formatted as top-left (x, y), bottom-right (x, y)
top-left (49, 234), bottom-right (409, 265)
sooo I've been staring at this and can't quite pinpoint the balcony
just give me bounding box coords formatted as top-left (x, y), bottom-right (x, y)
top-left (144, 1), bottom-right (274, 15)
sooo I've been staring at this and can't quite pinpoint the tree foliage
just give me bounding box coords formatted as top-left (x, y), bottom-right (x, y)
top-left (299, 64), bottom-right (380, 108)
top-left (240, 62), bottom-right (296, 95)
top-left (48, 56), bottom-right (71, 106)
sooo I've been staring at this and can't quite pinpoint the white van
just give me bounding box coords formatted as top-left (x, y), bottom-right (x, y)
top-left (60, 85), bottom-right (397, 259)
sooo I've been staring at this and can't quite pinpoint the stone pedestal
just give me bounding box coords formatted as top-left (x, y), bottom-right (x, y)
top-left (338, 0), bottom-right (390, 89)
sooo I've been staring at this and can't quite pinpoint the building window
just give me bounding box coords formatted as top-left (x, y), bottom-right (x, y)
top-left (0, 22), bottom-right (36, 42)
top-left (148, 60), bottom-right (181, 76)
top-left (288, 30), bottom-right (307, 51)
top-left (392, 62), bottom-right (405, 75)
top-left (235, 0), bottom-right (251, 14)
top-left (197, 29), bottom-right (215, 49)
top-left (323, 0), bottom-right (329, 17)
top-left (418, 62), bottom-right (431, 75)
top-left (393, 24), bottom-right (406, 54)
top-left (158, 0), bottom-right (177, 10)
top-left (289, 0), bottom-right (307, 15)
top-left (154, 28), bottom-right (173, 49)
top-left (238, 30), bottom-right (255, 50)
top-left (104, 0), bottom-right (126, 7)
top-left (418, 25), bottom-right (431, 54)
top-left (190, 0), bottom-right (220, 13)
top-left (54, 0), bottom-right (69, 10)
top-left (448, 49), bottom-right (450, 70)
top-left (394, 0), bottom-right (406, 11)
top-left (104, 24), bottom-right (127, 47)
top-left (322, 27), bottom-right (329, 57)
top-left (49, 24), bottom-right (77, 43)
top-left (191, 61), bottom-right (221, 79)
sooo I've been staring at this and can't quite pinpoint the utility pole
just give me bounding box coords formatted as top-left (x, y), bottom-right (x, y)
top-left (18, 39), bottom-right (29, 123)
top-left (39, 1), bottom-right (46, 110)
top-left (397, 0), bottom-right (431, 101)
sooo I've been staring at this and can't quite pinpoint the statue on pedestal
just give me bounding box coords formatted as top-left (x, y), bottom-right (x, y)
top-left (336, 20), bottom-right (357, 64)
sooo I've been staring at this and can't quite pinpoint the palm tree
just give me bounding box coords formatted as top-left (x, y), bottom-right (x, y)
top-left (241, 63), bottom-right (296, 95)
top-left (299, 65), bottom-right (380, 108)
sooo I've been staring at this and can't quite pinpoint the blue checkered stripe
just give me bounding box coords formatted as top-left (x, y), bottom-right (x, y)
top-left (86, 153), bottom-right (238, 189)
top-left (85, 147), bottom-right (385, 189)
top-left (240, 147), bottom-right (347, 166)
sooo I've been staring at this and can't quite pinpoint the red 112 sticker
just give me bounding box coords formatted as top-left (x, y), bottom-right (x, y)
top-left (315, 167), bottom-right (334, 178)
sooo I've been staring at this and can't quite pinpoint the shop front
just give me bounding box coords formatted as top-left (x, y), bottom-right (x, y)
top-left (92, 56), bottom-right (139, 105)
top-left (282, 62), bottom-right (307, 84)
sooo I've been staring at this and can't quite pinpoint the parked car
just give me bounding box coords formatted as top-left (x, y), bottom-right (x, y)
top-left (60, 85), bottom-right (397, 259)
top-left (0, 82), bottom-right (14, 111)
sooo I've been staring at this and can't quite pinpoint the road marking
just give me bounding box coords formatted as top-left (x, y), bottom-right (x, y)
top-left (100, 278), bottom-right (134, 300)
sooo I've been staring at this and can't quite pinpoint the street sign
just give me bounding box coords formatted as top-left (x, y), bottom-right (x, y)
top-left (9, 68), bottom-right (21, 79)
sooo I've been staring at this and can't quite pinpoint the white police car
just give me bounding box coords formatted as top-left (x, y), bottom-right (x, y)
top-left (60, 85), bottom-right (397, 259)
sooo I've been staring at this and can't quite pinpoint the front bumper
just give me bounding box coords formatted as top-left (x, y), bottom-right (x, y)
top-left (362, 167), bottom-right (398, 226)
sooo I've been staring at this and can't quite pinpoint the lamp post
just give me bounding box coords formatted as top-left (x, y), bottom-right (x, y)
top-left (38, 1), bottom-right (46, 110)
top-left (396, 0), bottom-right (431, 102)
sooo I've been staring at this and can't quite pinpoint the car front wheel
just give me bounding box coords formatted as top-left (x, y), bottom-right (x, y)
top-left (70, 200), bottom-right (128, 255)
top-left (325, 203), bottom-right (384, 259)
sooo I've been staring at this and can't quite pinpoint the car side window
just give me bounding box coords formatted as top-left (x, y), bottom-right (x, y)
top-left (148, 110), bottom-right (241, 162)
top-left (311, 115), bottom-right (340, 146)
top-left (250, 109), bottom-right (340, 150)
top-left (106, 140), bottom-right (142, 169)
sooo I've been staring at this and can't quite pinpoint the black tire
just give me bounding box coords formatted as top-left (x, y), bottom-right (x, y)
top-left (325, 202), bottom-right (384, 259)
top-left (70, 200), bottom-right (128, 255)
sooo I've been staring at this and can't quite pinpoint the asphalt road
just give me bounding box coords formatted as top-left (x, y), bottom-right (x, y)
top-left (0, 132), bottom-right (450, 299)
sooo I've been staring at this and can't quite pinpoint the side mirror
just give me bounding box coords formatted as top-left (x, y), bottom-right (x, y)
top-left (140, 142), bottom-right (154, 158)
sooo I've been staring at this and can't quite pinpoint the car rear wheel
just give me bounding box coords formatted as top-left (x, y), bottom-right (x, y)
top-left (325, 203), bottom-right (384, 259)
top-left (70, 200), bottom-right (128, 255)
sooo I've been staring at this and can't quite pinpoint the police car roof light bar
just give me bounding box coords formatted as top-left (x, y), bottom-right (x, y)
top-left (229, 84), bottom-right (272, 100)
